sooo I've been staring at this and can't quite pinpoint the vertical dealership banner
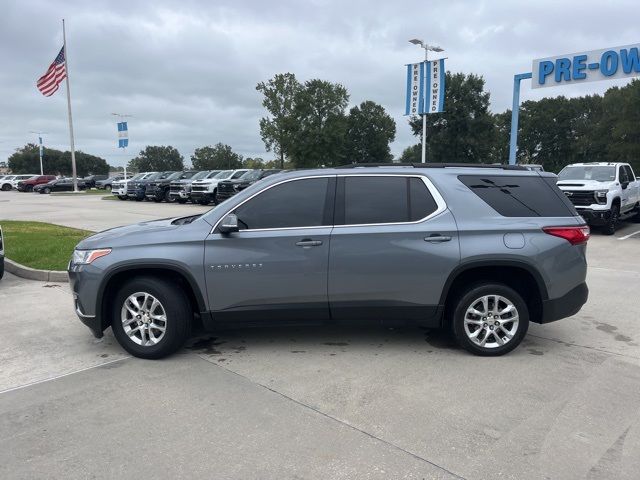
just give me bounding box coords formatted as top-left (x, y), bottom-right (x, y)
top-left (117, 121), bottom-right (129, 148)
top-left (405, 62), bottom-right (424, 115)
top-left (425, 59), bottom-right (445, 113)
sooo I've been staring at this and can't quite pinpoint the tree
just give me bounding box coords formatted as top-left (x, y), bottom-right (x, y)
top-left (344, 101), bottom-right (396, 163)
top-left (288, 79), bottom-right (350, 168)
top-left (409, 72), bottom-right (496, 163)
top-left (256, 73), bottom-right (301, 169)
top-left (128, 146), bottom-right (184, 171)
top-left (191, 143), bottom-right (243, 170)
top-left (8, 144), bottom-right (109, 176)
top-left (398, 144), bottom-right (421, 163)
top-left (243, 157), bottom-right (265, 169)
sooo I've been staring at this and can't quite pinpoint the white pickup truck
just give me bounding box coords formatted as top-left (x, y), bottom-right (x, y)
top-left (557, 162), bottom-right (640, 234)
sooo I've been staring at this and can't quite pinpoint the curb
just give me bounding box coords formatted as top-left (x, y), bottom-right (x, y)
top-left (5, 258), bottom-right (69, 283)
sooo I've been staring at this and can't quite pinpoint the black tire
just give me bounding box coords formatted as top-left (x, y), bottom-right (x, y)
top-left (164, 189), bottom-right (175, 203)
top-left (44, 187), bottom-right (51, 194)
top-left (118, 195), bottom-right (128, 200)
top-left (105, 185), bottom-right (112, 191)
top-left (111, 276), bottom-right (192, 359)
top-left (197, 198), bottom-right (209, 205)
top-left (211, 189), bottom-right (218, 205)
top-left (1, 184), bottom-right (10, 191)
top-left (26, 185), bottom-right (33, 192)
top-left (451, 283), bottom-right (529, 356)
top-left (0, 258), bottom-right (4, 280)
top-left (603, 204), bottom-right (619, 235)
top-left (153, 196), bottom-right (162, 203)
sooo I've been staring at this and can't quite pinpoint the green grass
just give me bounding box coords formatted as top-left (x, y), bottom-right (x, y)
top-left (0, 220), bottom-right (92, 270)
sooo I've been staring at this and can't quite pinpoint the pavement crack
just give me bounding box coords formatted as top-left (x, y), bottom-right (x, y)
top-left (196, 354), bottom-right (467, 480)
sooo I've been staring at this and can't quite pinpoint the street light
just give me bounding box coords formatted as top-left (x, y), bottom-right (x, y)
top-left (29, 131), bottom-right (47, 175)
top-left (409, 39), bottom-right (444, 163)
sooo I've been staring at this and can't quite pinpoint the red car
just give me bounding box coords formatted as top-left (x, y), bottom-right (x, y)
top-left (17, 175), bottom-right (57, 192)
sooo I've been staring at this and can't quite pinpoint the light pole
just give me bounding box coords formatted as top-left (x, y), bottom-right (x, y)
top-left (409, 39), bottom-right (444, 163)
top-left (112, 113), bottom-right (133, 177)
top-left (29, 131), bottom-right (47, 175)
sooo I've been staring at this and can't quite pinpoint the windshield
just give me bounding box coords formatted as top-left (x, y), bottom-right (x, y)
top-left (558, 166), bottom-right (615, 182)
top-left (192, 171), bottom-right (212, 180)
top-left (164, 172), bottom-right (182, 180)
top-left (129, 173), bottom-right (145, 181)
top-left (4, 176), bottom-right (15, 180)
top-left (214, 170), bottom-right (233, 179)
top-left (178, 171), bottom-right (197, 180)
top-left (239, 170), bottom-right (261, 181)
top-left (231, 170), bottom-right (247, 179)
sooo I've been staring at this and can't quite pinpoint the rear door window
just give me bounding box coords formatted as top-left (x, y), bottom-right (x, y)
top-left (458, 175), bottom-right (577, 217)
top-left (339, 176), bottom-right (438, 225)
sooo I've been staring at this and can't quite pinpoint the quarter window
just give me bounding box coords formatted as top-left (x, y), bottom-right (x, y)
top-left (232, 178), bottom-right (330, 230)
top-left (342, 176), bottom-right (438, 225)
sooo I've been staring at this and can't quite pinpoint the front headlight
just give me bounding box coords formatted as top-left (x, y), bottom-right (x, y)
top-left (72, 248), bottom-right (112, 265)
top-left (595, 190), bottom-right (608, 197)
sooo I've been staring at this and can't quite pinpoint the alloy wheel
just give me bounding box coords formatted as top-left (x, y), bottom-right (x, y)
top-left (463, 295), bottom-right (519, 349)
top-left (120, 292), bottom-right (168, 346)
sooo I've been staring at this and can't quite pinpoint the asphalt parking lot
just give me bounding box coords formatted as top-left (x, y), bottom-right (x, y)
top-left (1, 192), bottom-right (640, 479)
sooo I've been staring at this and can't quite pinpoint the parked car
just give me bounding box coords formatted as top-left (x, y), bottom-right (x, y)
top-left (1, 174), bottom-right (37, 191)
top-left (170, 170), bottom-right (217, 203)
top-left (112, 172), bottom-right (153, 200)
top-left (0, 224), bottom-right (4, 280)
top-left (557, 162), bottom-right (640, 234)
top-left (216, 169), bottom-right (282, 203)
top-left (34, 178), bottom-right (87, 194)
top-left (190, 169), bottom-right (250, 205)
top-left (17, 175), bottom-right (57, 192)
top-left (69, 164), bottom-right (589, 359)
top-left (96, 174), bottom-right (133, 190)
top-left (126, 172), bottom-right (171, 201)
top-left (82, 175), bottom-right (109, 189)
top-left (145, 171), bottom-right (198, 203)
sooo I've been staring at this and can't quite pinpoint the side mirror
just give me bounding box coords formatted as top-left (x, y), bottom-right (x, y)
top-left (621, 181), bottom-right (629, 190)
top-left (219, 213), bottom-right (239, 234)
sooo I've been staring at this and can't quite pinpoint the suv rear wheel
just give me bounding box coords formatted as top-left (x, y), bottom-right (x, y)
top-left (111, 276), bottom-right (192, 359)
top-left (451, 283), bottom-right (529, 356)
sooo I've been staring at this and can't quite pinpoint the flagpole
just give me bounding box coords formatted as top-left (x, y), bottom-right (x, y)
top-left (62, 19), bottom-right (78, 192)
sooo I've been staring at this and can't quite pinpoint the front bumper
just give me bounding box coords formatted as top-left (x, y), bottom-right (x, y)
top-left (144, 186), bottom-right (162, 199)
top-left (170, 189), bottom-right (190, 199)
top-left (576, 208), bottom-right (611, 226)
top-left (69, 265), bottom-right (104, 338)
top-left (127, 187), bottom-right (145, 199)
top-left (216, 190), bottom-right (238, 202)
top-left (190, 191), bottom-right (215, 201)
top-left (538, 282), bottom-right (589, 324)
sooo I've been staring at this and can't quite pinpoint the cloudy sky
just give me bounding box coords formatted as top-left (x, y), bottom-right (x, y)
top-left (1, 0), bottom-right (638, 167)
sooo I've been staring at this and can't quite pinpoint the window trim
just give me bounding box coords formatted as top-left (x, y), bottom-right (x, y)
top-left (211, 175), bottom-right (336, 233)
top-left (211, 173), bottom-right (447, 233)
top-left (333, 174), bottom-right (446, 228)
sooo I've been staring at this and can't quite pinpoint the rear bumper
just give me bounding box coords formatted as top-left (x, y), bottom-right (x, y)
top-left (538, 282), bottom-right (588, 324)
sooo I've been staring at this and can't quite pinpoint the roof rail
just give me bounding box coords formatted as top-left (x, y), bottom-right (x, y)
top-left (336, 162), bottom-right (528, 170)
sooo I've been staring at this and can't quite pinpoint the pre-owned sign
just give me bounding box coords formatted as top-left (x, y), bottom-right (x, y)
top-left (532, 44), bottom-right (640, 89)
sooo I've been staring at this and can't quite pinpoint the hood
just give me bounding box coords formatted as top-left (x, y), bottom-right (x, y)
top-left (557, 180), bottom-right (616, 190)
top-left (76, 217), bottom-right (182, 249)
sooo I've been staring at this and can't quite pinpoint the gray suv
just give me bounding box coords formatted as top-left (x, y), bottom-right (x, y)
top-left (69, 164), bottom-right (589, 359)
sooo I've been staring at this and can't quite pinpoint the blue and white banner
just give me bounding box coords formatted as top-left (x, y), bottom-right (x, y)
top-left (425, 59), bottom-right (445, 113)
top-left (405, 62), bottom-right (424, 115)
top-left (38, 136), bottom-right (43, 157)
top-left (117, 121), bottom-right (129, 148)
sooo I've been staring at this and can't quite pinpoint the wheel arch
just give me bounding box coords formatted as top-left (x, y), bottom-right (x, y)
top-left (439, 260), bottom-right (547, 326)
top-left (97, 263), bottom-right (206, 331)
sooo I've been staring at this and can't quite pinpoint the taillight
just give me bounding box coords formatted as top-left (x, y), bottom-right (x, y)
top-left (543, 226), bottom-right (590, 245)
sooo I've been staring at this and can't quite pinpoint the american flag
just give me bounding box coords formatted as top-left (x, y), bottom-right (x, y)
top-left (37, 47), bottom-right (66, 97)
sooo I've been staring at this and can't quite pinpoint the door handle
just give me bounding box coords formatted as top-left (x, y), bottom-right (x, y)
top-left (424, 234), bottom-right (452, 243)
top-left (295, 239), bottom-right (323, 247)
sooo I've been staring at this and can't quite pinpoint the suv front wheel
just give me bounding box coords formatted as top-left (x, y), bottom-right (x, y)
top-left (451, 283), bottom-right (529, 356)
top-left (111, 276), bottom-right (192, 359)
